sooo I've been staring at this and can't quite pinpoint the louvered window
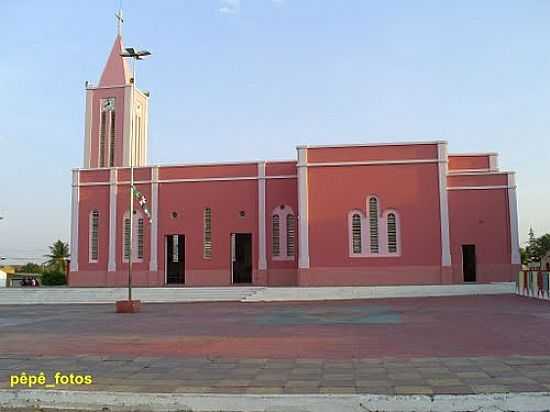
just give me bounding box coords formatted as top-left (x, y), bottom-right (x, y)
top-left (272, 215), bottom-right (280, 256)
top-left (369, 197), bottom-right (379, 253)
top-left (137, 218), bottom-right (144, 259)
top-left (387, 213), bottom-right (398, 253)
top-left (352, 213), bottom-right (362, 254)
top-left (286, 214), bottom-right (296, 257)
top-left (123, 217), bottom-right (131, 260)
top-left (109, 111), bottom-right (116, 167)
top-left (203, 208), bottom-right (213, 258)
top-left (99, 111), bottom-right (107, 167)
top-left (90, 210), bottom-right (99, 262)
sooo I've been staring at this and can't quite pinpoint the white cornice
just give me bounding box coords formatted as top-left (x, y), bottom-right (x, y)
top-left (298, 159), bottom-right (443, 168)
top-left (447, 185), bottom-right (516, 191)
top-left (448, 171), bottom-right (514, 176)
top-left (296, 140), bottom-right (445, 150)
top-left (449, 152), bottom-right (498, 157)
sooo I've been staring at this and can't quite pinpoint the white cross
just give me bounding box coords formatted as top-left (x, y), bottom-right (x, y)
top-left (115, 9), bottom-right (124, 36)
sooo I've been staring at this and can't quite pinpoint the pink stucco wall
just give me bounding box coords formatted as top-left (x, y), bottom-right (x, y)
top-left (157, 178), bottom-right (259, 286)
top-left (70, 145), bottom-right (518, 288)
top-left (304, 158), bottom-right (443, 286)
top-left (448, 155), bottom-right (492, 171)
top-left (448, 187), bottom-right (515, 282)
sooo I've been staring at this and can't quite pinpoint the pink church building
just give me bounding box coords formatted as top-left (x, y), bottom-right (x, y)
top-left (68, 33), bottom-right (521, 287)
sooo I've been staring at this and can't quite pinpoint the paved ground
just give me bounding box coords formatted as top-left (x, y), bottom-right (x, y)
top-left (1, 294), bottom-right (550, 395)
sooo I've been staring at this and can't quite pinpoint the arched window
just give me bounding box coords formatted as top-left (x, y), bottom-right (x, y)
top-left (387, 213), bottom-right (398, 253)
top-left (368, 197), bottom-right (379, 253)
top-left (272, 215), bottom-right (280, 256)
top-left (123, 211), bottom-right (144, 262)
top-left (286, 214), bottom-right (296, 257)
top-left (89, 210), bottom-right (99, 262)
top-left (203, 207), bottom-right (213, 258)
top-left (109, 111), bottom-right (116, 167)
top-left (352, 213), bottom-right (362, 254)
top-left (123, 216), bottom-right (131, 261)
top-left (137, 217), bottom-right (145, 259)
top-left (272, 205), bottom-right (295, 259)
top-left (99, 111), bottom-right (107, 167)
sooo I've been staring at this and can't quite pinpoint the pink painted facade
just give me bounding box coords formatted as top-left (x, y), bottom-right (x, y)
top-left (68, 35), bottom-right (520, 287)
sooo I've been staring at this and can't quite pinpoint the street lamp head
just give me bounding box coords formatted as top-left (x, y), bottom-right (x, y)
top-left (120, 48), bottom-right (151, 60)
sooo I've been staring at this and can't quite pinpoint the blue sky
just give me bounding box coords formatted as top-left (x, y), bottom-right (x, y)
top-left (1, 0), bottom-right (549, 264)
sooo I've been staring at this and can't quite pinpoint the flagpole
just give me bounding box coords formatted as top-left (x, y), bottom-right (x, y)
top-left (128, 57), bottom-right (135, 302)
top-left (118, 45), bottom-right (150, 313)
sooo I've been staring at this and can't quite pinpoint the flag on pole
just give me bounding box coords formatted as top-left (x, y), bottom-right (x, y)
top-left (132, 186), bottom-right (152, 222)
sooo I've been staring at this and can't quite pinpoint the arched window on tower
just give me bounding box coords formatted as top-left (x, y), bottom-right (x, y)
top-left (99, 97), bottom-right (115, 168)
top-left (89, 210), bottom-right (99, 263)
top-left (99, 111), bottom-right (107, 167)
top-left (109, 111), bottom-right (116, 167)
top-left (368, 197), bottom-right (379, 253)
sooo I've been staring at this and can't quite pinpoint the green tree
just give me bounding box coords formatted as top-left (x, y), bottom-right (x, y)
top-left (525, 227), bottom-right (550, 263)
top-left (45, 240), bottom-right (70, 273)
top-left (520, 247), bottom-right (528, 266)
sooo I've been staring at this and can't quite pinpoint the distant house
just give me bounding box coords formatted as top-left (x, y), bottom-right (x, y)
top-left (0, 270), bottom-right (7, 288)
top-left (542, 251), bottom-right (550, 271)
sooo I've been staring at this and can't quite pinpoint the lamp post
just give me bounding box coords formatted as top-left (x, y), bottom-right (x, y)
top-left (118, 47), bottom-right (151, 313)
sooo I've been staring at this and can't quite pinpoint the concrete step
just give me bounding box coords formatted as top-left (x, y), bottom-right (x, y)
top-left (243, 282), bottom-right (516, 302)
top-left (0, 287), bottom-right (264, 305)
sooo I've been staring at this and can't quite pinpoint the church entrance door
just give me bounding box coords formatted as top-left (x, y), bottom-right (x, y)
top-left (166, 234), bottom-right (185, 284)
top-left (231, 233), bottom-right (252, 284)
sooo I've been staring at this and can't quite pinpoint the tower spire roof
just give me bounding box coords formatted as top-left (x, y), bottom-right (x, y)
top-left (98, 34), bottom-right (130, 87)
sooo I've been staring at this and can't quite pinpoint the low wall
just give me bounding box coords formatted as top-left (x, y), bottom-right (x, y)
top-left (516, 271), bottom-right (550, 301)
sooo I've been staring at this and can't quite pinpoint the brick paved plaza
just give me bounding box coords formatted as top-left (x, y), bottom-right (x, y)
top-left (1, 294), bottom-right (550, 395)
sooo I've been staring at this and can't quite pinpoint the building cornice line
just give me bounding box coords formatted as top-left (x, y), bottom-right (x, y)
top-left (75, 174), bottom-right (298, 187)
top-left (448, 171), bottom-right (514, 176)
top-left (447, 185), bottom-right (516, 191)
top-left (297, 159), bottom-right (444, 168)
top-left (296, 140), bottom-right (446, 149)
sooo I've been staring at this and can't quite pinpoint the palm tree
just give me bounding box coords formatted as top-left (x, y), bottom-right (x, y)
top-left (45, 240), bottom-right (70, 273)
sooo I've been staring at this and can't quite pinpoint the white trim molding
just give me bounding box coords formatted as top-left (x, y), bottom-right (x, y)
top-left (447, 185), bottom-right (516, 191)
top-left (83, 89), bottom-right (92, 168)
top-left (70, 170), bottom-right (80, 272)
top-left (447, 171), bottom-right (512, 177)
top-left (448, 152), bottom-right (498, 157)
top-left (438, 142), bottom-right (452, 267)
top-left (122, 85), bottom-right (132, 167)
top-left (489, 154), bottom-right (498, 171)
top-left (108, 169), bottom-right (117, 272)
top-left (297, 147), bottom-right (310, 269)
top-left (76, 175), bottom-right (298, 187)
top-left (296, 140), bottom-right (445, 149)
top-left (257, 162), bottom-right (267, 271)
top-left (298, 159), bottom-right (442, 168)
top-left (508, 173), bottom-right (521, 265)
top-left (149, 167), bottom-right (159, 272)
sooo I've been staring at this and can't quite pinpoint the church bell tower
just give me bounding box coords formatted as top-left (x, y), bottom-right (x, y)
top-left (82, 11), bottom-right (150, 169)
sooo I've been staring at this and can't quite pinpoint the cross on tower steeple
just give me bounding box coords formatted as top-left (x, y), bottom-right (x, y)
top-left (115, 9), bottom-right (124, 36)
